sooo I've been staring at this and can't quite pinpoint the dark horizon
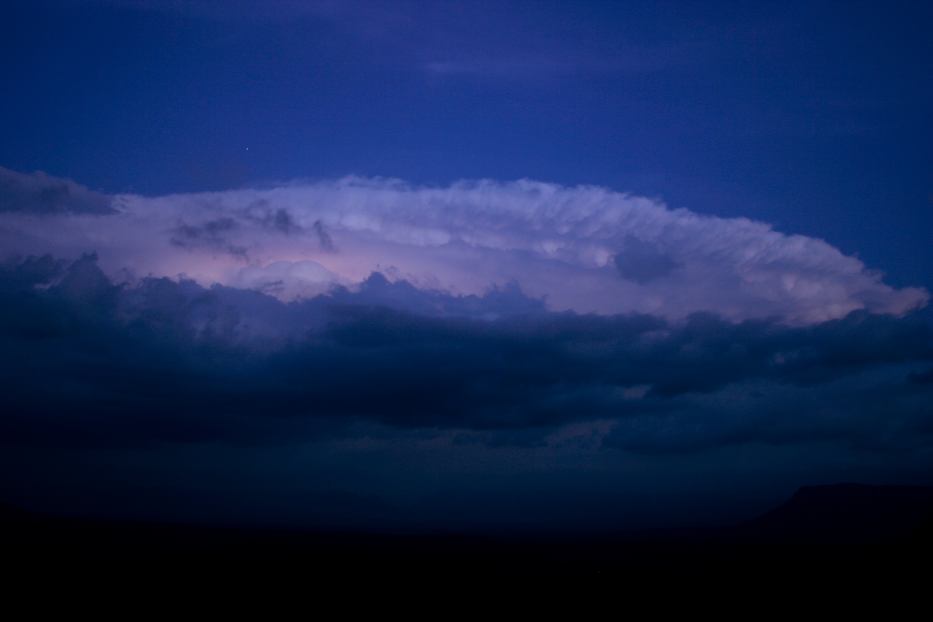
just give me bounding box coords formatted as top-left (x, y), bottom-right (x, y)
top-left (4, 483), bottom-right (933, 583)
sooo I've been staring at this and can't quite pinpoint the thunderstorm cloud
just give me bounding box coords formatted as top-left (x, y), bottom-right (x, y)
top-left (0, 171), bottom-right (925, 325)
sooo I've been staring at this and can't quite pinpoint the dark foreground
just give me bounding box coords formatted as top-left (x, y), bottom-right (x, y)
top-left (3, 484), bottom-right (932, 585)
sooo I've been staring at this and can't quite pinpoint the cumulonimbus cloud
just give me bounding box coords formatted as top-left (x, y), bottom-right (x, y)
top-left (1, 254), bottom-right (931, 453)
top-left (0, 170), bottom-right (926, 324)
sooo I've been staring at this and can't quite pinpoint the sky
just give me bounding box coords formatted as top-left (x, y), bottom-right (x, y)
top-left (1, 0), bottom-right (931, 531)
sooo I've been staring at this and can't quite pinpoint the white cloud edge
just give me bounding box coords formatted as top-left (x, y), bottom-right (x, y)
top-left (1, 175), bottom-right (927, 325)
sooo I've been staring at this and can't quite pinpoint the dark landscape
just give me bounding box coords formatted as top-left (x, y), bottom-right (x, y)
top-left (4, 484), bottom-right (933, 579)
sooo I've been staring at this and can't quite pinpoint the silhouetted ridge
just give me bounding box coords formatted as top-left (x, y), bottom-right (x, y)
top-left (742, 483), bottom-right (933, 543)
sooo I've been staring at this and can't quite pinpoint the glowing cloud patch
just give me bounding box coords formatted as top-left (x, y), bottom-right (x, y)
top-left (0, 172), bottom-right (926, 324)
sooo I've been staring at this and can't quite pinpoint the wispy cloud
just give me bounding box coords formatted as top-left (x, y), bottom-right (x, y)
top-left (89, 0), bottom-right (690, 81)
top-left (422, 51), bottom-right (682, 80)
top-left (0, 165), bottom-right (115, 215)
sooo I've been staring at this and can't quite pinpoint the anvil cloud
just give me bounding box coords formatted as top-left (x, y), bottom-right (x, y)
top-left (0, 168), bottom-right (926, 325)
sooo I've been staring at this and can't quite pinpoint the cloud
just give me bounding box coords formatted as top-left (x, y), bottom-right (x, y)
top-left (423, 58), bottom-right (601, 80)
top-left (422, 47), bottom-right (687, 81)
top-left (231, 259), bottom-right (338, 299)
top-left (909, 368), bottom-right (933, 385)
top-left (312, 219), bottom-right (336, 252)
top-left (170, 217), bottom-right (249, 259)
top-left (2, 251), bottom-right (932, 529)
top-left (1, 254), bottom-right (931, 456)
top-left (94, 1), bottom-right (689, 82)
top-left (0, 174), bottom-right (926, 324)
top-left (0, 166), bottom-right (115, 215)
top-left (614, 236), bottom-right (681, 284)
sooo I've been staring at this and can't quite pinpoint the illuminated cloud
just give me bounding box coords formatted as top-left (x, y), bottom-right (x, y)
top-left (0, 170), bottom-right (926, 324)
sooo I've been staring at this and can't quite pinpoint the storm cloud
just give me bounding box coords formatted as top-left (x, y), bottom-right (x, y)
top-left (2, 254), bottom-right (931, 457)
top-left (2, 169), bottom-right (932, 529)
top-left (0, 171), bottom-right (925, 324)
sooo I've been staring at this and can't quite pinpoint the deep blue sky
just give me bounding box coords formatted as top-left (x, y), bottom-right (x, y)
top-left (2, 1), bottom-right (930, 290)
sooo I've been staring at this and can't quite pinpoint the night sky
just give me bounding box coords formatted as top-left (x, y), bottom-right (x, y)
top-left (1, 0), bottom-right (932, 532)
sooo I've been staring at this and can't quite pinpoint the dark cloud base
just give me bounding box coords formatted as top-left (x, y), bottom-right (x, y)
top-left (2, 254), bottom-right (932, 453)
top-left (2, 254), bottom-right (933, 531)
